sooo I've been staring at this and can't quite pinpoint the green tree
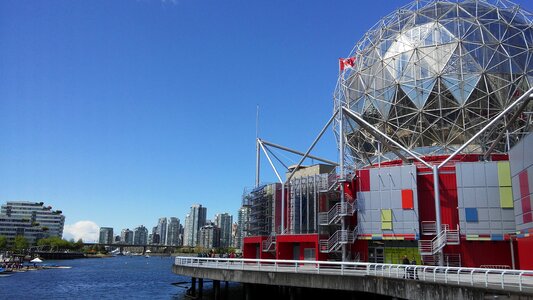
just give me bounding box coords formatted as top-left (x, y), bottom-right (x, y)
top-left (0, 236), bottom-right (7, 250)
top-left (13, 235), bottom-right (28, 253)
top-left (75, 238), bottom-right (84, 250)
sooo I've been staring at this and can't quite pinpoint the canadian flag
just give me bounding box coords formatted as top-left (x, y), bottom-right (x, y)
top-left (339, 57), bottom-right (355, 71)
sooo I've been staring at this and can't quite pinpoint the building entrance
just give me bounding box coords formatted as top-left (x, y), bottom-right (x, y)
top-left (368, 247), bottom-right (384, 263)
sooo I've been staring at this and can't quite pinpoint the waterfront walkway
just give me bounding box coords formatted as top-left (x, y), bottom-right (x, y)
top-left (173, 257), bottom-right (533, 299)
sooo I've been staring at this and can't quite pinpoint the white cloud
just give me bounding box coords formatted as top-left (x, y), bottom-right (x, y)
top-left (63, 221), bottom-right (100, 243)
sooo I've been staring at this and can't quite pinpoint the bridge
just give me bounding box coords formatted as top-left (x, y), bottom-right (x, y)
top-left (83, 242), bottom-right (180, 255)
top-left (173, 257), bottom-right (533, 300)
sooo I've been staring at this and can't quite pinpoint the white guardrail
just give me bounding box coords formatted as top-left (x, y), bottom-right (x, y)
top-left (174, 256), bottom-right (533, 293)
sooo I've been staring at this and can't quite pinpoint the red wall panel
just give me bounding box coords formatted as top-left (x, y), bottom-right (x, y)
top-left (517, 236), bottom-right (533, 270)
top-left (446, 241), bottom-right (513, 268)
top-left (358, 169), bottom-right (370, 192)
top-left (416, 170), bottom-right (459, 229)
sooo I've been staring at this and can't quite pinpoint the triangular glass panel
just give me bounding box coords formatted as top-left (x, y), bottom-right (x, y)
top-left (462, 43), bottom-right (497, 70)
top-left (485, 45), bottom-right (513, 74)
top-left (441, 73), bottom-right (481, 105)
top-left (486, 73), bottom-right (517, 107)
top-left (349, 95), bottom-right (366, 114)
top-left (384, 50), bottom-right (413, 80)
top-left (503, 27), bottom-right (528, 49)
top-left (418, 43), bottom-right (457, 75)
top-left (486, 22), bottom-right (506, 41)
top-left (434, 2), bottom-right (456, 19)
top-left (370, 66), bottom-right (395, 92)
top-left (400, 78), bottom-right (437, 109)
top-left (373, 86), bottom-right (396, 118)
top-left (441, 44), bottom-right (482, 74)
top-left (428, 23), bottom-right (456, 45)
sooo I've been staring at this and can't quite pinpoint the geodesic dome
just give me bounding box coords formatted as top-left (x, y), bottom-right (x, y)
top-left (334, 0), bottom-right (533, 167)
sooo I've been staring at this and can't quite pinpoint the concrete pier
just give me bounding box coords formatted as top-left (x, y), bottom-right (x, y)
top-left (173, 260), bottom-right (533, 300)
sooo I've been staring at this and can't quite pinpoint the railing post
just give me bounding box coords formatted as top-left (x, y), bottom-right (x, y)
top-left (485, 270), bottom-right (490, 287)
top-left (518, 272), bottom-right (524, 291)
top-left (470, 269), bottom-right (475, 286)
top-left (501, 271), bottom-right (506, 289)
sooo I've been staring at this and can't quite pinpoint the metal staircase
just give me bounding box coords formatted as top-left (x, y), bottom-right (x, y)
top-left (262, 233), bottom-right (276, 252)
top-left (418, 223), bottom-right (460, 256)
top-left (319, 227), bottom-right (358, 253)
top-left (318, 202), bottom-right (356, 225)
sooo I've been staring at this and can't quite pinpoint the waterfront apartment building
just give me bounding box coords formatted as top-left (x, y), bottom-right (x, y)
top-left (133, 225), bottom-right (148, 245)
top-left (121, 228), bottom-right (133, 245)
top-left (156, 217), bottom-right (167, 245)
top-left (215, 213), bottom-right (233, 248)
top-left (167, 217), bottom-right (181, 246)
top-left (99, 227), bottom-right (114, 244)
top-left (199, 224), bottom-right (220, 250)
top-left (0, 201), bottom-right (65, 246)
top-left (183, 204), bottom-right (207, 247)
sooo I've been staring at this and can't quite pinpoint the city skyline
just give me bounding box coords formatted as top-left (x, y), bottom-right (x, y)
top-left (2, 0), bottom-right (531, 242)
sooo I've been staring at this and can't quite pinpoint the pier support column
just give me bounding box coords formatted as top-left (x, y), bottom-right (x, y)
top-left (224, 281), bottom-right (228, 300)
top-left (190, 277), bottom-right (197, 297)
top-left (213, 280), bottom-right (220, 300)
top-left (198, 278), bottom-right (204, 299)
top-left (243, 283), bottom-right (251, 300)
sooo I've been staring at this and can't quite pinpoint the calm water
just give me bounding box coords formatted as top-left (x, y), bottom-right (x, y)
top-left (0, 255), bottom-right (221, 299)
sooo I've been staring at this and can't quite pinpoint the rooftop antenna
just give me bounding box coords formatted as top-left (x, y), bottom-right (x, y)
top-left (255, 105), bottom-right (260, 187)
top-left (256, 104), bottom-right (259, 140)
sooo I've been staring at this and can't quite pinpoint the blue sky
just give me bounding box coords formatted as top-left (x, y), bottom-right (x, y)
top-left (1, 0), bottom-right (531, 241)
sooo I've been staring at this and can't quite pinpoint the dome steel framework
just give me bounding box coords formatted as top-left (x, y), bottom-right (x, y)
top-left (334, 0), bottom-right (533, 167)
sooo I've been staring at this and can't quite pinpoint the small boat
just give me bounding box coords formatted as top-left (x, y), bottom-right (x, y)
top-left (42, 265), bottom-right (72, 269)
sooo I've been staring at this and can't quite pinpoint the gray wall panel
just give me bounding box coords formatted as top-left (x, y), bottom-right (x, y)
top-left (503, 221), bottom-right (515, 231)
top-left (509, 134), bottom-right (525, 177)
top-left (462, 188), bottom-right (476, 207)
top-left (380, 191), bottom-right (391, 209)
top-left (512, 177), bottom-right (521, 201)
top-left (475, 188), bottom-right (488, 208)
top-left (456, 164), bottom-right (463, 188)
top-left (473, 163), bottom-right (486, 187)
top-left (486, 187), bottom-right (500, 207)
top-left (379, 172), bottom-right (390, 189)
top-left (389, 167), bottom-right (401, 189)
top-left (478, 208), bottom-right (489, 221)
top-left (489, 209), bottom-right (502, 221)
top-left (370, 168), bottom-right (380, 191)
top-left (485, 163), bottom-right (499, 187)
top-left (462, 164), bottom-right (475, 187)
top-left (501, 209), bottom-right (515, 221)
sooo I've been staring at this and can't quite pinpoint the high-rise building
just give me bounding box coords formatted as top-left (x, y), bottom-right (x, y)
top-left (183, 204), bottom-right (207, 247)
top-left (156, 217), bottom-right (167, 245)
top-left (121, 228), bottom-right (133, 245)
top-left (215, 213), bottom-right (233, 248)
top-left (151, 226), bottom-right (160, 244)
top-left (167, 217), bottom-right (180, 246)
top-left (236, 206), bottom-right (250, 249)
top-left (199, 224), bottom-right (220, 249)
top-left (133, 225), bottom-right (148, 245)
top-left (0, 201), bottom-right (65, 246)
top-left (231, 222), bottom-right (238, 248)
top-left (99, 227), bottom-right (114, 244)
